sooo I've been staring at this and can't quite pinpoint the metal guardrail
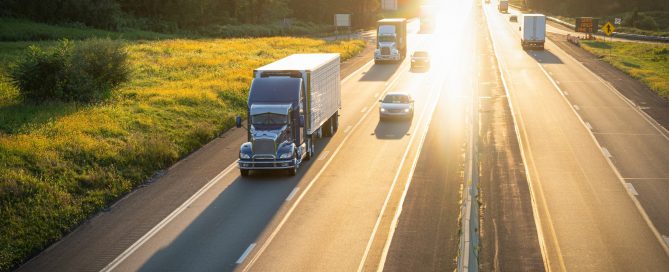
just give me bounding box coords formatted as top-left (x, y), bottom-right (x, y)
top-left (457, 69), bottom-right (480, 272)
top-left (508, 3), bottom-right (669, 43)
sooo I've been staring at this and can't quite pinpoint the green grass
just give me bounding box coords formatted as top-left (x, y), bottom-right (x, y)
top-left (0, 17), bottom-right (177, 41)
top-left (0, 36), bottom-right (365, 271)
top-left (581, 40), bottom-right (669, 100)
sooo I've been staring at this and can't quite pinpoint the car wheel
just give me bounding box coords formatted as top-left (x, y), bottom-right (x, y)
top-left (240, 169), bottom-right (249, 177)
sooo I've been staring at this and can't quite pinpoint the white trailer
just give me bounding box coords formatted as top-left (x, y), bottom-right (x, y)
top-left (254, 53), bottom-right (341, 137)
top-left (521, 14), bottom-right (546, 50)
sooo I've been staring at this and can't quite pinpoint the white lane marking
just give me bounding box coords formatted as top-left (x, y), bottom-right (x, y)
top-left (564, 91), bottom-right (569, 96)
top-left (242, 58), bottom-right (411, 271)
top-left (553, 34), bottom-right (669, 142)
top-left (573, 104), bottom-right (580, 111)
top-left (663, 235), bottom-right (669, 247)
top-left (585, 122), bottom-right (593, 130)
top-left (602, 147), bottom-right (612, 158)
top-left (625, 183), bottom-right (639, 196)
top-left (536, 51), bottom-right (669, 258)
top-left (344, 125), bottom-right (352, 134)
top-left (101, 163), bottom-right (238, 272)
top-left (317, 151), bottom-right (330, 161)
top-left (236, 243), bottom-right (256, 264)
top-left (361, 107), bottom-right (368, 113)
top-left (343, 60), bottom-right (374, 83)
top-left (556, 80), bottom-right (560, 85)
top-left (374, 77), bottom-right (442, 272)
top-left (285, 188), bottom-right (299, 201)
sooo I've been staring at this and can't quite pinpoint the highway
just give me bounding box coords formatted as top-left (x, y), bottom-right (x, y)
top-left (485, 0), bottom-right (669, 270)
top-left (16, 0), bottom-right (669, 271)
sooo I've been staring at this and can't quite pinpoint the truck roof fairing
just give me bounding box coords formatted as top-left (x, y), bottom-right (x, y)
top-left (248, 77), bottom-right (302, 107)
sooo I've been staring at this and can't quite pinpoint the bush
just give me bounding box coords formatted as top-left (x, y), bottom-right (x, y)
top-left (636, 15), bottom-right (660, 30)
top-left (0, 0), bottom-right (121, 30)
top-left (9, 38), bottom-right (129, 103)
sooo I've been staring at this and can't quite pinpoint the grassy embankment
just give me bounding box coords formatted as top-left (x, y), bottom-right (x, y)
top-left (0, 20), bottom-right (365, 271)
top-left (581, 40), bottom-right (669, 100)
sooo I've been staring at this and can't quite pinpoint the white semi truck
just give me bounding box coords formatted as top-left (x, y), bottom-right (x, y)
top-left (521, 14), bottom-right (546, 50)
top-left (236, 54), bottom-right (341, 176)
top-left (375, 18), bottom-right (408, 64)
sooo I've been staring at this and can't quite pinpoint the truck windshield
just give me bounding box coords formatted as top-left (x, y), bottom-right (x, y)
top-left (252, 113), bottom-right (288, 126)
top-left (379, 36), bottom-right (395, 43)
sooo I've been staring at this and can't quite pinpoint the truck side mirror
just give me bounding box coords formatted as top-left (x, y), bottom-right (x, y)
top-left (299, 115), bottom-right (305, 127)
top-left (236, 116), bottom-right (242, 128)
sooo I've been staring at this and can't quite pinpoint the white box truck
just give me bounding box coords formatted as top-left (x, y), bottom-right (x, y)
top-left (236, 54), bottom-right (341, 176)
top-left (521, 14), bottom-right (546, 50)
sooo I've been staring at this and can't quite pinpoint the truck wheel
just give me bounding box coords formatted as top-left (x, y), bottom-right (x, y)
top-left (323, 119), bottom-right (333, 137)
top-left (288, 152), bottom-right (298, 176)
top-left (240, 169), bottom-right (249, 177)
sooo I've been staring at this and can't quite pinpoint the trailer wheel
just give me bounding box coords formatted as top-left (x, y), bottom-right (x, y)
top-left (240, 169), bottom-right (249, 177)
top-left (304, 136), bottom-right (315, 161)
top-left (323, 118), bottom-right (333, 137)
top-left (332, 113), bottom-right (339, 134)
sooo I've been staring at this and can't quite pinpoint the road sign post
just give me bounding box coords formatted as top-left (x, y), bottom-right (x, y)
top-left (334, 14), bottom-right (352, 40)
top-left (601, 21), bottom-right (615, 58)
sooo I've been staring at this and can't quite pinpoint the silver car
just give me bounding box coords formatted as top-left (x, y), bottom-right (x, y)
top-left (379, 92), bottom-right (414, 120)
top-left (410, 51), bottom-right (430, 70)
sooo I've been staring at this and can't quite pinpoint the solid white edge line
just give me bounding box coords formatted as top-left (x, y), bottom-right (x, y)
top-left (358, 71), bottom-right (442, 272)
top-left (285, 188), bottom-right (299, 202)
top-left (241, 58), bottom-right (411, 272)
top-left (236, 243), bottom-right (256, 264)
top-left (100, 162), bottom-right (238, 272)
top-left (483, 4), bottom-right (555, 271)
top-left (535, 51), bottom-right (669, 257)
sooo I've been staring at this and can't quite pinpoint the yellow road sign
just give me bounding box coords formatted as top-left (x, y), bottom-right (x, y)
top-left (602, 21), bottom-right (615, 36)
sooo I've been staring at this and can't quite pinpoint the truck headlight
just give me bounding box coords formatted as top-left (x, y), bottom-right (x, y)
top-left (404, 108), bottom-right (410, 112)
top-left (240, 153), bottom-right (250, 159)
top-left (279, 152), bottom-right (293, 159)
top-left (380, 108), bottom-right (386, 112)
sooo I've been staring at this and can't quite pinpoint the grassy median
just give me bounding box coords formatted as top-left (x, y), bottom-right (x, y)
top-left (0, 36), bottom-right (364, 270)
top-left (580, 40), bottom-right (669, 101)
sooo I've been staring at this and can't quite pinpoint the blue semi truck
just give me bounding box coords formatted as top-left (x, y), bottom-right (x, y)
top-left (236, 54), bottom-right (341, 176)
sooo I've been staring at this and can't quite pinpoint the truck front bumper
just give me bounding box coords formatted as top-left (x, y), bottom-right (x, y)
top-left (238, 158), bottom-right (297, 170)
top-left (375, 55), bottom-right (401, 61)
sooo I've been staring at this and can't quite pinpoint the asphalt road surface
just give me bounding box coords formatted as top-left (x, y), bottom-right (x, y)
top-left (16, 0), bottom-right (669, 271)
top-left (485, 0), bottom-right (669, 270)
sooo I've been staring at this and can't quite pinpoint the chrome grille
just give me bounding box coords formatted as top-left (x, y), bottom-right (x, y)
top-left (381, 47), bottom-right (391, 55)
top-left (253, 138), bottom-right (275, 155)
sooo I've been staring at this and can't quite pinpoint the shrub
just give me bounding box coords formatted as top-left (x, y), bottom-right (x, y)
top-left (635, 15), bottom-right (659, 31)
top-left (9, 38), bottom-right (130, 103)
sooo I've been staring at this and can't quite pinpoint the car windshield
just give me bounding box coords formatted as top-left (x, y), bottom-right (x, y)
top-left (379, 36), bottom-right (395, 43)
top-left (413, 52), bottom-right (428, 57)
top-left (251, 113), bottom-right (288, 125)
top-left (383, 95), bottom-right (410, 104)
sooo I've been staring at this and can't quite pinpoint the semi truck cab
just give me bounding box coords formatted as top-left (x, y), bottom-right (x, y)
top-left (375, 18), bottom-right (408, 63)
